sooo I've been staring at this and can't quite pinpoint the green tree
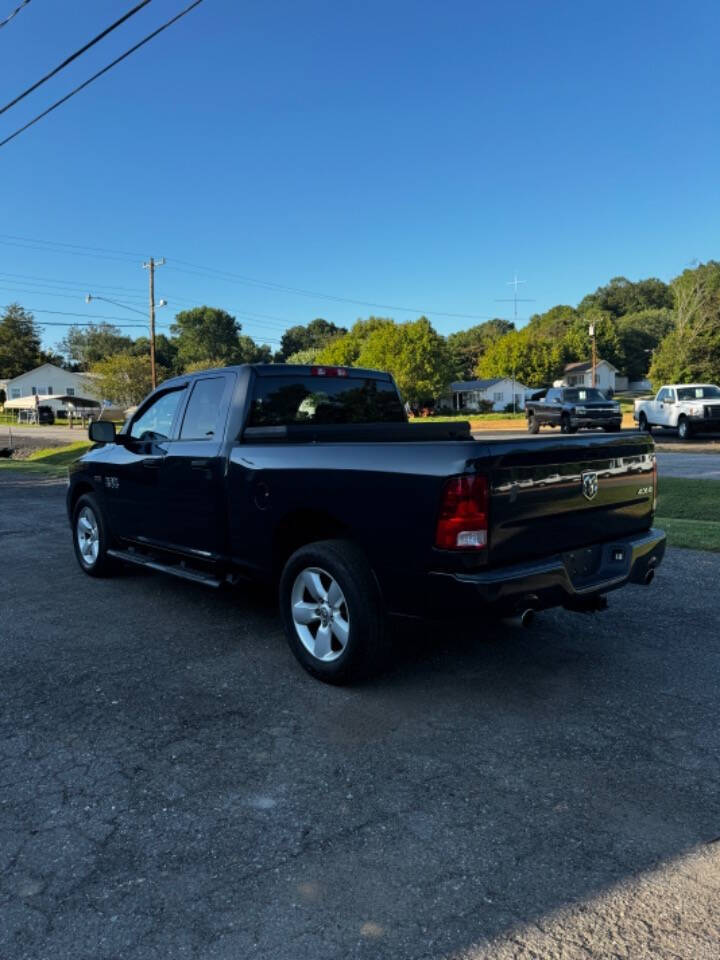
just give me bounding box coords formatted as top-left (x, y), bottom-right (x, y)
top-left (316, 316), bottom-right (395, 366)
top-left (90, 353), bottom-right (161, 408)
top-left (131, 334), bottom-right (179, 374)
top-left (238, 334), bottom-right (272, 364)
top-left (275, 318), bottom-right (346, 361)
top-left (171, 307), bottom-right (244, 368)
top-left (285, 347), bottom-right (323, 365)
top-left (616, 308), bottom-right (675, 381)
top-left (477, 327), bottom-right (567, 387)
top-left (526, 304), bottom-right (578, 339)
top-left (447, 319), bottom-right (514, 380)
top-left (578, 276), bottom-right (673, 318)
top-left (562, 311), bottom-right (625, 372)
top-left (649, 262), bottom-right (720, 387)
top-left (59, 322), bottom-right (133, 369)
top-left (354, 316), bottom-right (453, 404)
top-left (0, 303), bottom-right (43, 378)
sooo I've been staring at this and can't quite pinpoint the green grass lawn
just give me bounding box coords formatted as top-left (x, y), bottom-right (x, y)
top-left (656, 477), bottom-right (720, 551)
top-left (0, 442), bottom-right (92, 478)
top-left (411, 412), bottom-right (526, 422)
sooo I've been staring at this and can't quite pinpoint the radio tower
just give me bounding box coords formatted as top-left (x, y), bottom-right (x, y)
top-left (495, 271), bottom-right (535, 323)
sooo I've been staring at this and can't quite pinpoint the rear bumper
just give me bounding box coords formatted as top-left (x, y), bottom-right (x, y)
top-left (422, 527), bottom-right (666, 615)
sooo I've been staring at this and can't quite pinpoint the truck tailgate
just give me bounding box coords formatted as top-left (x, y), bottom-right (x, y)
top-left (479, 433), bottom-right (656, 566)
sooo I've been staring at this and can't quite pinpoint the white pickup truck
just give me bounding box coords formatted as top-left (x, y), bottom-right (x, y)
top-left (634, 383), bottom-right (720, 439)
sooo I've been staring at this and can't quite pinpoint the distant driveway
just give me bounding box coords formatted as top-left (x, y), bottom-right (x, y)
top-left (656, 452), bottom-right (720, 479)
top-left (1, 424), bottom-right (85, 444)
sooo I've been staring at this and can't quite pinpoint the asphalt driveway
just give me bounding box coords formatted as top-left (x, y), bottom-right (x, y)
top-left (1, 475), bottom-right (719, 959)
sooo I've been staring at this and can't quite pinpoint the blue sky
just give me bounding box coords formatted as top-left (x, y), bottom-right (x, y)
top-left (1, 0), bottom-right (718, 352)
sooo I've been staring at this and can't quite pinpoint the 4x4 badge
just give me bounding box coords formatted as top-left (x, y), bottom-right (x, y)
top-left (582, 471), bottom-right (598, 501)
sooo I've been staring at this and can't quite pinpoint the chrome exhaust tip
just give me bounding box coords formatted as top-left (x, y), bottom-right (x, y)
top-left (504, 608), bottom-right (536, 629)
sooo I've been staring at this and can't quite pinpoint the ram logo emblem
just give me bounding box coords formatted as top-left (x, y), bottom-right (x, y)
top-left (581, 471), bottom-right (598, 501)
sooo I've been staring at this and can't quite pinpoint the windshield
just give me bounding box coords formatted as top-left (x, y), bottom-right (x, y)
top-left (248, 375), bottom-right (406, 426)
top-left (677, 386), bottom-right (720, 400)
top-left (563, 388), bottom-right (609, 402)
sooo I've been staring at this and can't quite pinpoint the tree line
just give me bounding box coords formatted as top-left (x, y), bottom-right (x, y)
top-left (1, 260), bottom-right (719, 407)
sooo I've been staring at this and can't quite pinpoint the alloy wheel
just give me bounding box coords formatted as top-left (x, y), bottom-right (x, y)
top-left (290, 566), bottom-right (350, 662)
top-left (76, 506), bottom-right (100, 567)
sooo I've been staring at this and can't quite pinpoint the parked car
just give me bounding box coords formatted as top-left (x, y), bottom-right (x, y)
top-left (634, 384), bottom-right (720, 439)
top-left (67, 364), bottom-right (665, 683)
top-left (525, 387), bottom-right (622, 434)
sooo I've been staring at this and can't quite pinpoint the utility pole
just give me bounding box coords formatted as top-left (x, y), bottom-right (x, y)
top-left (142, 256), bottom-right (165, 389)
top-left (589, 321), bottom-right (597, 387)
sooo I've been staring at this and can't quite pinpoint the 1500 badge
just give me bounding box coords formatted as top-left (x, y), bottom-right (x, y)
top-left (104, 476), bottom-right (120, 490)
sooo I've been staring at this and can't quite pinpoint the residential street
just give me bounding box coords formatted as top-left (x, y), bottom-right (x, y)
top-left (1, 474), bottom-right (719, 959)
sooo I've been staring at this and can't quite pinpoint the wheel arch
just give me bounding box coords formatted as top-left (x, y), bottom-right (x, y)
top-left (68, 479), bottom-right (96, 516)
top-left (272, 509), bottom-right (353, 578)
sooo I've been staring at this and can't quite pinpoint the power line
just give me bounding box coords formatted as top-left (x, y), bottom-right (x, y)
top-left (0, 0), bottom-right (205, 149)
top-left (165, 261), bottom-right (499, 320)
top-left (0, 234), bottom-right (142, 260)
top-left (0, 1), bottom-right (152, 117)
top-left (0, 231), bottom-right (502, 321)
top-left (0, 0), bottom-right (31, 30)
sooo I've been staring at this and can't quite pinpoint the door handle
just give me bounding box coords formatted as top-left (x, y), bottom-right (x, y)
top-left (142, 457), bottom-right (162, 468)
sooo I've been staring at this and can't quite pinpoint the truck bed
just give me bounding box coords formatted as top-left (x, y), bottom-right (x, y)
top-left (231, 429), bottom-right (656, 584)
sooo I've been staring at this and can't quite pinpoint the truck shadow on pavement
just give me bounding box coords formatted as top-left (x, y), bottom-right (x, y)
top-left (2, 476), bottom-right (719, 959)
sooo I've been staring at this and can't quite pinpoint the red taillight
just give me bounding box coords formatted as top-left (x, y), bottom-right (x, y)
top-left (310, 366), bottom-right (348, 377)
top-left (435, 474), bottom-right (489, 550)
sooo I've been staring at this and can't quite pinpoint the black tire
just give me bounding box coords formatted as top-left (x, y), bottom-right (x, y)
top-left (527, 414), bottom-right (540, 434)
top-left (560, 413), bottom-right (576, 434)
top-left (638, 413), bottom-right (651, 432)
top-left (72, 493), bottom-right (117, 577)
top-left (677, 416), bottom-right (692, 441)
top-left (279, 539), bottom-right (385, 684)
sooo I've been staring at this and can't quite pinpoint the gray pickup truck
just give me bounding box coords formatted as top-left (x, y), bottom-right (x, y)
top-left (526, 387), bottom-right (622, 434)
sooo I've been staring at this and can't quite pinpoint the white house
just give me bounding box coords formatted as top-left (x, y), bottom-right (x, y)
top-left (561, 360), bottom-right (618, 393)
top-left (445, 377), bottom-right (533, 413)
top-left (4, 363), bottom-right (99, 404)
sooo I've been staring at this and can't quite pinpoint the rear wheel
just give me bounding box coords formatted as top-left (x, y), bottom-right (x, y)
top-left (638, 412), bottom-right (651, 432)
top-left (677, 416), bottom-right (693, 441)
top-left (527, 414), bottom-right (540, 434)
top-left (279, 539), bottom-right (385, 684)
top-left (72, 494), bottom-right (116, 577)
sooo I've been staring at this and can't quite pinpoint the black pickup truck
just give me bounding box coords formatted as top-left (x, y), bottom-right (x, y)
top-left (526, 387), bottom-right (622, 434)
top-left (68, 364), bottom-right (665, 683)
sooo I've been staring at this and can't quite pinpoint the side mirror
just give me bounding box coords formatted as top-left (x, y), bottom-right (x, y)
top-left (89, 420), bottom-right (116, 443)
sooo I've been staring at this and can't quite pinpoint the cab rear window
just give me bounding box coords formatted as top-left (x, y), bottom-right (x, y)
top-left (248, 375), bottom-right (405, 426)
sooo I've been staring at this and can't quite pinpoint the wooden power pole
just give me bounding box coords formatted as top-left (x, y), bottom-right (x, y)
top-left (142, 257), bottom-right (165, 389)
top-left (589, 321), bottom-right (597, 387)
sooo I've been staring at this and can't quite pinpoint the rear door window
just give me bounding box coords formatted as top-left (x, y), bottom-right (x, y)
top-left (179, 377), bottom-right (228, 440)
top-left (248, 375), bottom-right (405, 426)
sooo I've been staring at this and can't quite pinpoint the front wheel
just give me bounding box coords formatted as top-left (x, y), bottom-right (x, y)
top-left (677, 416), bottom-right (693, 441)
top-left (560, 414), bottom-right (576, 434)
top-left (72, 494), bottom-right (117, 577)
top-left (279, 539), bottom-right (385, 684)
